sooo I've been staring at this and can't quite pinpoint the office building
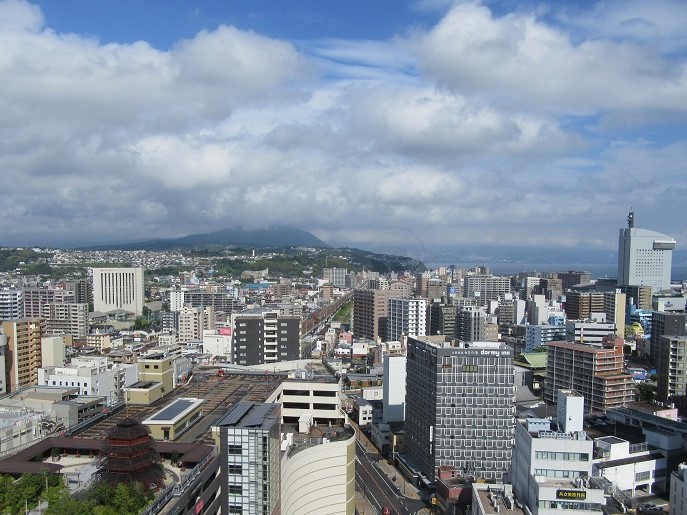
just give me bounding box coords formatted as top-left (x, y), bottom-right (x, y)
top-left (545, 337), bottom-right (634, 411)
top-left (215, 402), bottom-right (281, 515)
top-left (524, 324), bottom-right (566, 352)
top-left (511, 390), bottom-right (606, 514)
top-left (617, 211), bottom-right (675, 292)
top-left (92, 267), bottom-right (145, 316)
top-left (232, 310), bottom-right (300, 366)
top-left (0, 289), bottom-right (24, 320)
top-left (352, 289), bottom-right (401, 341)
top-left (2, 318), bottom-right (45, 392)
top-left (387, 297), bottom-right (427, 341)
top-left (405, 336), bottom-right (514, 483)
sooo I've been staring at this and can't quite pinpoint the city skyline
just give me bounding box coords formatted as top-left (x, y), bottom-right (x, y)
top-left (1, 0), bottom-right (685, 255)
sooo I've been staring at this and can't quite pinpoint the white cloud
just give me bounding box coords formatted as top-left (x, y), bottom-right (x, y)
top-left (0, 0), bottom-right (685, 258)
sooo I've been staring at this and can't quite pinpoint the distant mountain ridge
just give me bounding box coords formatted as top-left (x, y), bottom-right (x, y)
top-left (79, 226), bottom-right (330, 251)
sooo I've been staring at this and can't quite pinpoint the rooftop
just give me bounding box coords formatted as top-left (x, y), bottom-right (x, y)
top-left (215, 402), bottom-right (280, 430)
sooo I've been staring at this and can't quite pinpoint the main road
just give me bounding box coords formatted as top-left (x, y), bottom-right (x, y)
top-left (356, 439), bottom-right (427, 515)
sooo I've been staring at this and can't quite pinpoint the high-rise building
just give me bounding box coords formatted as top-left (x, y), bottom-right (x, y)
top-left (655, 335), bottom-right (687, 403)
top-left (23, 288), bottom-right (75, 318)
top-left (650, 312), bottom-right (687, 364)
top-left (405, 336), bottom-right (514, 483)
top-left (545, 337), bottom-right (634, 411)
top-left (323, 267), bottom-right (348, 288)
top-left (352, 289), bottom-right (402, 341)
top-left (556, 271), bottom-right (591, 291)
top-left (215, 402), bottom-right (281, 515)
top-left (463, 274), bottom-right (511, 306)
top-left (177, 306), bottom-right (214, 343)
top-left (231, 310), bottom-right (300, 365)
top-left (92, 267), bottom-right (145, 316)
top-left (456, 306), bottom-right (487, 342)
top-left (429, 302), bottom-right (457, 337)
top-left (619, 284), bottom-right (652, 310)
top-left (563, 291), bottom-right (605, 320)
top-left (2, 318), bottom-right (45, 392)
top-left (383, 354), bottom-right (406, 423)
top-left (565, 319), bottom-right (616, 346)
top-left (64, 279), bottom-right (91, 305)
top-left (0, 290), bottom-right (24, 320)
top-left (41, 303), bottom-right (88, 338)
top-left (617, 211), bottom-right (676, 292)
top-left (387, 297), bottom-right (427, 341)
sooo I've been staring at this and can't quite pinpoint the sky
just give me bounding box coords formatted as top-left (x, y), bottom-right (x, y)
top-left (1, 0), bottom-right (686, 259)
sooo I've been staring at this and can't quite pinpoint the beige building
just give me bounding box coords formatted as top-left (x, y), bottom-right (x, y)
top-left (2, 318), bottom-right (45, 392)
top-left (178, 306), bottom-right (214, 343)
top-left (143, 398), bottom-right (204, 441)
top-left (266, 377), bottom-right (342, 424)
top-left (92, 267), bottom-right (145, 316)
top-left (41, 303), bottom-right (88, 338)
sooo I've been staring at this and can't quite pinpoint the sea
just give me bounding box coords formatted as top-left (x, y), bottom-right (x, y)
top-left (422, 262), bottom-right (687, 283)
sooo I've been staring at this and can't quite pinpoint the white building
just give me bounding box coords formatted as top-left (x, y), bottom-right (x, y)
top-left (670, 463), bottom-right (687, 515)
top-left (169, 289), bottom-right (185, 312)
top-left (511, 390), bottom-right (606, 514)
top-left (617, 212), bottom-right (675, 292)
top-left (383, 354), bottom-right (406, 423)
top-left (266, 377), bottom-right (342, 424)
top-left (202, 328), bottom-right (233, 360)
top-left (41, 335), bottom-right (67, 367)
top-left (387, 297), bottom-right (427, 341)
top-left (0, 290), bottom-right (23, 320)
top-left (593, 436), bottom-right (667, 496)
top-left (92, 267), bottom-right (145, 316)
top-left (525, 324), bottom-right (566, 352)
top-left (37, 356), bottom-right (137, 404)
top-left (565, 320), bottom-right (616, 347)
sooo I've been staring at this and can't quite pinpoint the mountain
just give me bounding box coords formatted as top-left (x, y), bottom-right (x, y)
top-left (79, 226), bottom-right (330, 251)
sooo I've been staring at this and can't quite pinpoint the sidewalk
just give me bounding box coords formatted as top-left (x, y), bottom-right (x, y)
top-left (355, 490), bottom-right (377, 515)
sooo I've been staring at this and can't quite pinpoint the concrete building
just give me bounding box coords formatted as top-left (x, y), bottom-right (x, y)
top-left (37, 356), bottom-right (136, 403)
top-left (617, 211), bottom-right (676, 292)
top-left (650, 312), bottom-right (687, 364)
top-left (456, 306), bottom-right (488, 342)
top-left (619, 284), bottom-right (652, 311)
top-left (142, 397), bottom-right (204, 441)
top-left (323, 267), bottom-right (348, 288)
top-left (428, 302), bottom-right (457, 337)
top-left (202, 328), bottom-right (233, 360)
top-left (92, 267), bottom-right (144, 316)
top-left (383, 354), bottom-right (406, 423)
top-left (2, 318), bottom-right (45, 393)
top-left (231, 310), bottom-right (300, 366)
top-left (23, 288), bottom-right (75, 318)
top-left (352, 289), bottom-right (402, 341)
top-left (41, 303), bottom-right (88, 338)
top-left (280, 421), bottom-right (356, 515)
top-left (671, 463), bottom-right (687, 515)
top-left (41, 335), bottom-right (66, 368)
top-left (267, 377), bottom-right (342, 425)
top-left (0, 290), bottom-right (24, 320)
top-left (63, 279), bottom-right (91, 305)
top-left (655, 335), bottom-right (687, 403)
top-left (215, 402), bottom-right (282, 515)
top-left (525, 324), bottom-right (566, 352)
top-left (387, 297), bottom-right (427, 341)
top-left (564, 291), bottom-right (605, 321)
top-left (182, 289), bottom-right (245, 316)
top-left (565, 320), bottom-right (616, 347)
top-left (177, 306), bottom-right (214, 343)
top-left (556, 271), bottom-right (591, 291)
top-left (511, 390), bottom-right (606, 514)
top-left (463, 274), bottom-right (511, 306)
top-left (545, 338), bottom-right (635, 412)
top-left (405, 336), bottom-right (514, 483)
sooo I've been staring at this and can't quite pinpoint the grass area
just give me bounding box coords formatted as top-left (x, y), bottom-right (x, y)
top-left (332, 300), bottom-right (352, 325)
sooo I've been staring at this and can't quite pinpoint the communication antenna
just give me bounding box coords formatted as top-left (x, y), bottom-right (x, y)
top-left (627, 209), bottom-right (635, 228)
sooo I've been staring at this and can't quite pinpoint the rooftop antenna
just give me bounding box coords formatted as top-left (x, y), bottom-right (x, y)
top-left (627, 209), bottom-right (635, 228)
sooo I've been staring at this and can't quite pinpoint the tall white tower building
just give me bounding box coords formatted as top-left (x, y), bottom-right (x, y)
top-left (617, 211), bottom-right (675, 292)
top-left (92, 267), bottom-right (144, 316)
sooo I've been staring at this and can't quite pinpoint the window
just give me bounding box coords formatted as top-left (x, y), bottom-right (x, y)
top-left (228, 506), bottom-right (243, 514)
top-left (228, 444), bottom-right (242, 455)
top-left (635, 471), bottom-right (651, 482)
top-left (228, 484), bottom-right (243, 495)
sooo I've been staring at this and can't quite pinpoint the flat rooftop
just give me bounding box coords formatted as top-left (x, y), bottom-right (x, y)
top-left (215, 402), bottom-right (280, 430)
top-left (144, 398), bottom-right (204, 424)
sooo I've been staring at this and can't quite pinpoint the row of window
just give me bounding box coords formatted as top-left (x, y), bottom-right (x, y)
top-left (535, 451), bottom-right (589, 462)
top-left (534, 469), bottom-right (586, 479)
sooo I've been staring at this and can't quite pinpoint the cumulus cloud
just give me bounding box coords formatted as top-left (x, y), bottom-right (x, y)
top-left (0, 0), bottom-right (685, 258)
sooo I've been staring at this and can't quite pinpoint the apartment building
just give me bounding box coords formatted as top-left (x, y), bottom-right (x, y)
top-left (40, 302), bottom-right (88, 338)
top-left (387, 297), bottom-right (427, 341)
top-left (0, 290), bottom-right (24, 320)
top-left (23, 288), bottom-right (75, 318)
top-left (545, 337), bottom-right (635, 412)
top-left (2, 318), bottom-right (45, 392)
top-left (231, 310), bottom-right (300, 366)
top-left (655, 335), bottom-right (687, 403)
top-left (351, 289), bottom-right (402, 341)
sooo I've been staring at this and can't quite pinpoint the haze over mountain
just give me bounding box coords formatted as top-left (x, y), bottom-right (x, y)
top-left (78, 226), bottom-right (329, 251)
